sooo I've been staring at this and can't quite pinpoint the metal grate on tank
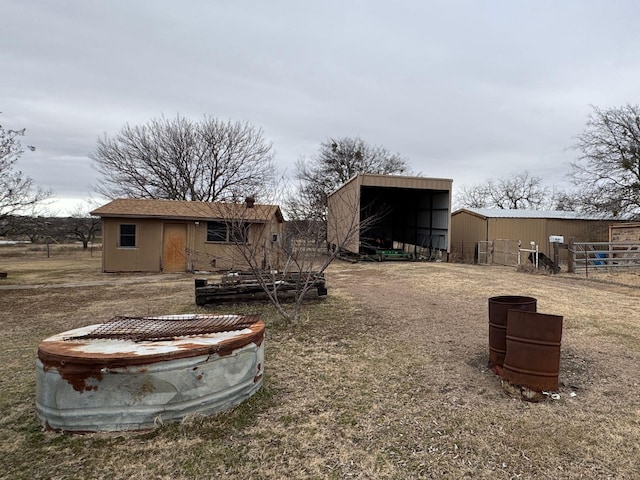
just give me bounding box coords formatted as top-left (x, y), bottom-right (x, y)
top-left (64, 314), bottom-right (261, 342)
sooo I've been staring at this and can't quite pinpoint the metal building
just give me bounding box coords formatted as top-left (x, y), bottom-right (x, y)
top-left (326, 173), bottom-right (453, 260)
top-left (451, 208), bottom-right (624, 264)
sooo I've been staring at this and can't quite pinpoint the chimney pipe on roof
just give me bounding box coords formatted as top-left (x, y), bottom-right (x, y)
top-left (245, 196), bottom-right (255, 208)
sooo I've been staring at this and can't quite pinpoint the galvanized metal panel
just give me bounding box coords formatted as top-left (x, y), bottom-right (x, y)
top-left (450, 210), bottom-right (487, 262)
top-left (359, 173), bottom-right (453, 191)
top-left (431, 209), bottom-right (450, 230)
top-left (456, 208), bottom-right (629, 221)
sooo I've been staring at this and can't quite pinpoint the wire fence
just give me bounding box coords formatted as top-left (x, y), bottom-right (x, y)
top-left (0, 242), bottom-right (102, 258)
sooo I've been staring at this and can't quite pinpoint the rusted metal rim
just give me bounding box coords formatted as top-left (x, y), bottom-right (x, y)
top-left (36, 315), bottom-right (266, 431)
top-left (66, 314), bottom-right (261, 342)
top-left (38, 314), bottom-right (265, 368)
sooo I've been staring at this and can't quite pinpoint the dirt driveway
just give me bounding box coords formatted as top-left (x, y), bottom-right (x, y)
top-left (326, 260), bottom-right (640, 397)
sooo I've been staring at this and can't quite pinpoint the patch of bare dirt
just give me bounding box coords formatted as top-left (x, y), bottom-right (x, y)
top-left (327, 260), bottom-right (640, 394)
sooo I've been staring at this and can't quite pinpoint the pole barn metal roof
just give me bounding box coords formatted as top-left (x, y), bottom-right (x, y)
top-left (453, 207), bottom-right (631, 221)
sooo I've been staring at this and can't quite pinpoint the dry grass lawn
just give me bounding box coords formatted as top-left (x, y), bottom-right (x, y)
top-left (1, 247), bottom-right (639, 479)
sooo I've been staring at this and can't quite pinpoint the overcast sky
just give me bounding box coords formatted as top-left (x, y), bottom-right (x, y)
top-left (3, 0), bottom-right (640, 214)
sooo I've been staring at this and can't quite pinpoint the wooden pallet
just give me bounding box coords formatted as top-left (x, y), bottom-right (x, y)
top-left (195, 271), bottom-right (327, 305)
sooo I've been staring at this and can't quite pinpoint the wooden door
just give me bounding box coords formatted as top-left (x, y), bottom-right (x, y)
top-left (162, 223), bottom-right (187, 272)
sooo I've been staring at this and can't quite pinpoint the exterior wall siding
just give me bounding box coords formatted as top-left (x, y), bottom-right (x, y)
top-left (102, 218), bottom-right (163, 272)
top-left (101, 217), bottom-right (284, 273)
top-left (327, 176), bottom-right (362, 253)
top-left (488, 218), bottom-right (546, 251)
top-left (189, 221), bottom-right (284, 272)
top-left (546, 219), bottom-right (610, 244)
top-left (450, 211), bottom-right (621, 265)
top-left (450, 212), bottom-right (487, 262)
top-left (360, 174), bottom-right (452, 191)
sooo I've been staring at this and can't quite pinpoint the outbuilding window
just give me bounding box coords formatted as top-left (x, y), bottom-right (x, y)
top-left (119, 224), bottom-right (137, 248)
top-left (230, 222), bottom-right (250, 243)
top-left (206, 221), bottom-right (249, 243)
top-left (206, 221), bottom-right (228, 242)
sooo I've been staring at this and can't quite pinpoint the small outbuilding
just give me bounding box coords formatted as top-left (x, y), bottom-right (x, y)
top-left (451, 208), bottom-right (626, 264)
top-left (327, 173), bottom-right (453, 259)
top-left (91, 198), bottom-right (285, 273)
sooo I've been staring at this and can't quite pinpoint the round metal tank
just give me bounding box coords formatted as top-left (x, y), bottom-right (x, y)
top-left (503, 310), bottom-right (563, 393)
top-left (36, 314), bottom-right (264, 432)
top-left (488, 295), bottom-right (537, 371)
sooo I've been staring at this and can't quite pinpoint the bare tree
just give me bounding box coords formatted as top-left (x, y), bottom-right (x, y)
top-left (229, 193), bottom-right (378, 325)
top-left (0, 115), bottom-right (51, 220)
top-left (195, 182), bottom-right (379, 325)
top-left (569, 104), bottom-right (640, 219)
top-left (288, 136), bottom-right (411, 221)
top-left (91, 115), bottom-right (275, 202)
top-left (69, 201), bottom-right (102, 249)
top-left (456, 183), bottom-right (490, 209)
top-left (457, 171), bottom-right (551, 210)
top-left (5, 213), bottom-right (50, 243)
top-left (550, 189), bottom-right (582, 211)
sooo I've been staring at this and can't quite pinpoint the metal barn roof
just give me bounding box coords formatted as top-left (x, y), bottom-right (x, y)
top-left (453, 208), bottom-right (629, 221)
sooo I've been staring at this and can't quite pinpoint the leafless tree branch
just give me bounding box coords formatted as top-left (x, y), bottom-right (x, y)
top-left (0, 115), bottom-right (51, 220)
top-left (91, 115), bottom-right (275, 202)
top-left (569, 104), bottom-right (640, 218)
top-left (457, 171), bottom-right (550, 210)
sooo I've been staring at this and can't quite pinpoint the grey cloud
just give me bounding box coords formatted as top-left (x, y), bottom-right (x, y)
top-left (2, 0), bottom-right (640, 213)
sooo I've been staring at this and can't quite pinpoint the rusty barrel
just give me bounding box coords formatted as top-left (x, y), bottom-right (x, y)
top-left (503, 310), bottom-right (563, 392)
top-left (488, 295), bottom-right (537, 370)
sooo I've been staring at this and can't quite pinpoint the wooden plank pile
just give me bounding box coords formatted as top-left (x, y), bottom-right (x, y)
top-left (195, 271), bottom-right (327, 306)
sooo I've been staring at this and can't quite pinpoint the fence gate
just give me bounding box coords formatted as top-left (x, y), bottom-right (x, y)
top-left (572, 242), bottom-right (640, 272)
top-left (477, 241), bottom-right (492, 265)
top-left (492, 239), bottom-right (520, 266)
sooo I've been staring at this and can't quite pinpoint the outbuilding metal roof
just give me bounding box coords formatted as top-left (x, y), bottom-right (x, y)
top-left (452, 208), bottom-right (630, 221)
